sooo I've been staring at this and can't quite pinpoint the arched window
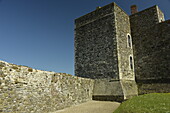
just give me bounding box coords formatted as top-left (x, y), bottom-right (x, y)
top-left (127, 34), bottom-right (132, 48)
top-left (130, 56), bottom-right (133, 70)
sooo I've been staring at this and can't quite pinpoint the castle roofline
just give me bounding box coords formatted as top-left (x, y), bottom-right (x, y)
top-left (130, 5), bottom-right (158, 16)
top-left (75, 2), bottom-right (115, 23)
top-left (75, 2), bottom-right (129, 23)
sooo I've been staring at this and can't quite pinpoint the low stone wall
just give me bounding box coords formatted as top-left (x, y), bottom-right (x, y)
top-left (92, 79), bottom-right (138, 102)
top-left (137, 80), bottom-right (170, 95)
top-left (0, 60), bottom-right (94, 113)
top-left (138, 83), bottom-right (170, 95)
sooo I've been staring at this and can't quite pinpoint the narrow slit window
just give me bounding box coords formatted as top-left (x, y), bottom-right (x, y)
top-left (127, 34), bottom-right (132, 48)
top-left (130, 56), bottom-right (133, 70)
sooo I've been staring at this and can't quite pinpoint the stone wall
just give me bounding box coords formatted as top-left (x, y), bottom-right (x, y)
top-left (93, 79), bottom-right (138, 102)
top-left (132, 20), bottom-right (170, 81)
top-left (75, 3), bottom-right (119, 79)
top-left (75, 3), bottom-right (138, 101)
top-left (130, 5), bottom-right (170, 95)
top-left (130, 6), bottom-right (166, 81)
top-left (114, 4), bottom-right (135, 80)
top-left (0, 60), bottom-right (94, 113)
top-left (138, 82), bottom-right (170, 95)
top-left (131, 19), bottom-right (170, 94)
top-left (130, 5), bottom-right (160, 37)
top-left (75, 3), bottom-right (135, 80)
top-left (130, 6), bottom-right (161, 75)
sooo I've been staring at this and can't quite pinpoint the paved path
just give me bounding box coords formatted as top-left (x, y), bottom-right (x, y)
top-left (53, 101), bottom-right (120, 113)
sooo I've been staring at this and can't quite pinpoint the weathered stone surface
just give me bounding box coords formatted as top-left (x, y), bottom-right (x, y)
top-left (0, 60), bottom-right (94, 113)
top-left (120, 80), bottom-right (138, 99)
top-left (75, 3), bottom-right (118, 79)
top-left (114, 3), bottom-right (135, 80)
top-left (130, 5), bottom-right (170, 94)
top-left (93, 79), bottom-right (138, 101)
top-left (138, 82), bottom-right (170, 95)
top-left (131, 20), bottom-right (170, 81)
top-left (75, 3), bottom-right (135, 80)
top-left (1, 2), bottom-right (169, 112)
top-left (130, 5), bottom-right (164, 37)
top-left (93, 79), bottom-right (124, 96)
top-left (75, 2), bottom-right (137, 101)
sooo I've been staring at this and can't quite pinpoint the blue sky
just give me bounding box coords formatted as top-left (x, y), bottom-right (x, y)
top-left (0, 0), bottom-right (169, 75)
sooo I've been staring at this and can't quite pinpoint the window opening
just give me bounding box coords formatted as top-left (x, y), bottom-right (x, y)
top-left (130, 56), bottom-right (133, 70)
top-left (128, 35), bottom-right (132, 48)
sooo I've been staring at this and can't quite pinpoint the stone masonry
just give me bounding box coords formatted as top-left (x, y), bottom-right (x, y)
top-left (130, 5), bottom-right (170, 94)
top-left (75, 2), bottom-right (170, 98)
top-left (75, 3), bottom-right (138, 101)
top-left (0, 2), bottom-right (170, 113)
top-left (0, 60), bottom-right (94, 113)
top-left (75, 3), bottom-right (135, 80)
top-left (75, 3), bottom-right (119, 79)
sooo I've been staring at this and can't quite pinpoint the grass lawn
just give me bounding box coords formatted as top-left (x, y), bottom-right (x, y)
top-left (114, 93), bottom-right (170, 113)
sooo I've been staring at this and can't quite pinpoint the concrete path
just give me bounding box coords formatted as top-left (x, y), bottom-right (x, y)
top-left (53, 101), bottom-right (120, 113)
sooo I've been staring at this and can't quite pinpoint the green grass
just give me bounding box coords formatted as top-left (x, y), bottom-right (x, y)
top-left (114, 93), bottom-right (170, 113)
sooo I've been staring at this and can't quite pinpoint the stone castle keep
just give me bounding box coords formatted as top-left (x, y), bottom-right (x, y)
top-left (0, 2), bottom-right (170, 113)
top-left (75, 2), bottom-right (138, 101)
top-left (75, 2), bottom-right (170, 100)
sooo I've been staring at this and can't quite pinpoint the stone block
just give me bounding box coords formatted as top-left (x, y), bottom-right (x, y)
top-left (93, 79), bottom-right (138, 101)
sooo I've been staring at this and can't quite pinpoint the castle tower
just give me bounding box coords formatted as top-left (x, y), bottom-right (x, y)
top-left (130, 5), bottom-right (170, 94)
top-left (130, 5), bottom-right (165, 81)
top-left (75, 3), bottom-right (138, 101)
